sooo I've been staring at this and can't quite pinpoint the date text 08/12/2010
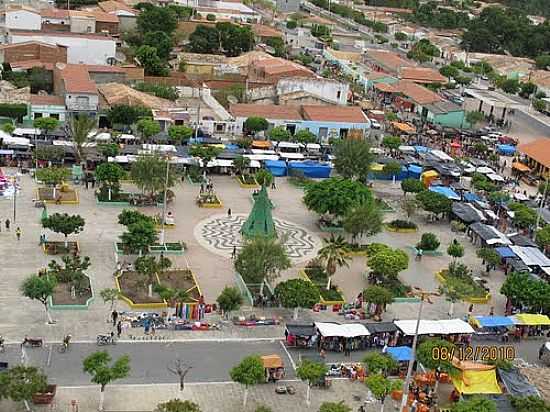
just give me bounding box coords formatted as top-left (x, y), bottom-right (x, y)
top-left (431, 345), bottom-right (516, 362)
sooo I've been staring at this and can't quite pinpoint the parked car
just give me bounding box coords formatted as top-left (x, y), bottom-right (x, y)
top-left (370, 119), bottom-right (381, 129)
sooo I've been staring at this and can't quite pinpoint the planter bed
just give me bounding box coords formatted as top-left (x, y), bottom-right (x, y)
top-left (362, 272), bottom-right (413, 302)
top-left (436, 270), bottom-right (491, 304)
top-left (158, 269), bottom-right (201, 302)
top-left (48, 275), bottom-right (93, 310)
top-left (408, 246), bottom-right (443, 256)
top-left (43, 241), bottom-right (79, 255)
top-left (237, 175), bottom-right (259, 188)
top-left (318, 222), bottom-right (344, 233)
top-left (37, 187), bottom-right (79, 204)
top-left (186, 175), bottom-right (202, 186)
top-left (386, 224), bottom-right (418, 233)
top-left (299, 268), bottom-right (345, 305)
top-left (116, 271), bottom-right (166, 309)
top-left (345, 244), bottom-right (369, 256)
top-left (288, 176), bottom-right (313, 189)
top-left (375, 198), bottom-right (394, 212)
top-left (196, 194), bottom-right (223, 208)
top-left (148, 242), bottom-right (185, 255)
top-left (95, 192), bottom-right (133, 206)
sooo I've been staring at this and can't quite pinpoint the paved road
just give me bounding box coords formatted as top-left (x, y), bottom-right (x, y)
top-left (1, 338), bottom-right (546, 387)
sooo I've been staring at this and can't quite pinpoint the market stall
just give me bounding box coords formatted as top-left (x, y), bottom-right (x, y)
top-left (315, 322), bottom-right (370, 352)
top-left (284, 323), bottom-right (316, 348)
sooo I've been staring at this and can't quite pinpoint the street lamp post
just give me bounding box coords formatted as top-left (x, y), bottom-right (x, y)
top-left (399, 288), bottom-right (439, 412)
top-left (12, 175), bottom-right (17, 222)
top-left (160, 157), bottom-right (170, 245)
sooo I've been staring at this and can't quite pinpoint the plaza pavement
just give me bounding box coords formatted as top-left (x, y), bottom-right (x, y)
top-left (0, 168), bottom-right (521, 344)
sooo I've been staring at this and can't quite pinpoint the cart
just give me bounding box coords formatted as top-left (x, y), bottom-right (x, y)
top-left (261, 354), bottom-right (285, 383)
top-left (32, 384), bottom-right (57, 405)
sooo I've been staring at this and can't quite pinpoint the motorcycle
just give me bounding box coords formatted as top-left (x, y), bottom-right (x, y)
top-left (96, 334), bottom-right (116, 346)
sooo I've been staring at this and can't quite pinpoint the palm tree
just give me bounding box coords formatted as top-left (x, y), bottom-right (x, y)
top-left (233, 155), bottom-right (251, 178)
top-left (69, 115), bottom-right (96, 164)
top-left (317, 235), bottom-right (351, 290)
top-left (153, 284), bottom-right (190, 307)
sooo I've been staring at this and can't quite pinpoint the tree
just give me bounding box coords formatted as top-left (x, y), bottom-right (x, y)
top-left (135, 255), bottom-right (168, 296)
top-left (143, 31), bottom-right (173, 60)
top-left (100, 288), bottom-right (120, 312)
top-left (447, 240), bottom-right (464, 261)
top-left (83, 351), bottom-right (131, 412)
top-left (118, 209), bottom-right (153, 227)
top-left (68, 114), bottom-right (96, 164)
top-left (401, 198), bottom-right (418, 222)
top-left (137, 5), bottom-right (177, 35)
top-left (255, 169), bottom-right (273, 188)
top-left (510, 395), bottom-right (550, 412)
top-left (136, 118), bottom-right (161, 140)
top-left (519, 82), bottom-right (537, 98)
top-left (417, 233), bottom-right (440, 251)
top-left (21, 274), bottom-right (57, 324)
top-left (235, 236), bottom-right (291, 293)
top-left (98, 143), bottom-right (120, 159)
top-left (304, 177), bottom-right (372, 221)
top-left (417, 338), bottom-right (456, 392)
top-left (216, 286), bottom-right (243, 317)
top-left (155, 399), bottom-right (201, 412)
top-left (188, 145), bottom-right (223, 171)
top-left (0, 366), bottom-right (48, 411)
top-left (294, 129), bottom-right (317, 144)
top-left (244, 117), bottom-right (268, 134)
top-left (108, 105), bottom-right (153, 127)
top-left (188, 25), bottom-right (220, 54)
top-left (35, 167), bottom-right (70, 191)
top-left (332, 139), bottom-right (374, 182)
top-left (382, 135), bottom-right (401, 153)
top-left (509, 203), bottom-right (537, 229)
top-left (416, 190), bottom-right (452, 218)
top-left (216, 22), bottom-right (255, 57)
top-left (233, 155), bottom-right (251, 177)
top-left (451, 396), bottom-right (496, 412)
top-left (229, 355), bottom-right (264, 407)
top-left (363, 285), bottom-right (393, 318)
top-left (535, 54), bottom-right (550, 70)
top-left (167, 359), bottom-right (192, 393)
top-left (465, 111), bottom-right (484, 129)
top-left (317, 235), bottom-right (351, 289)
top-left (476, 247), bottom-right (500, 274)
top-left (440, 65), bottom-right (460, 79)
top-left (401, 178), bottom-right (424, 196)
top-left (136, 46), bottom-right (169, 76)
top-left (394, 32), bottom-right (408, 41)
top-left (319, 401), bottom-right (352, 412)
top-left (367, 247), bottom-right (408, 282)
top-left (536, 225), bottom-right (550, 249)
top-left (33, 117), bottom-right (59, 136)
top-left (120, 219), bottom-right (158, 255)
top-left (365, 374), bottom-right (402, 412)
top-left (382, 160), bottom-right (402, 182)
top-left (1, 122), bottom-right (14, 135)
top-left (130, 155), bottom-right (175, 198)
top-left (501, 272), bottom-right (550, 314)
top-left (342, 199), bottom-right (383, 244)
top-left (269, 126), bottom-right (291, 142)
top-left (96, 162), bottom-right (125, 200)
top-left (296, 360), bottom-right (328, 406)
top-left (168, 125), bottom-right (193, 144)
top-left (363, 352), bottom-right (398, 375)
top-left (275, 279), bottom-right (320, 319)
top-left (500, 78), bottom-right (520, 94)
top-left (439, 277), bottom-right (474, 317)
top-left (533, 99), bottom-right (546, 112)
top-left (42, 213), bottom-right (85, 248)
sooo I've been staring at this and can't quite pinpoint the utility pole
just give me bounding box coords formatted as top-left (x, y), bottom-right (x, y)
top-left (194, 88), bottom-right (202, 141)
top-left (535, 178), bottom-right (548, 235)
top-left (160, 156), bottom-right (170, 245)
top-left (12, 175), bottom-right (17, 222)
top-left (399, 288), bottom-right (440, 412)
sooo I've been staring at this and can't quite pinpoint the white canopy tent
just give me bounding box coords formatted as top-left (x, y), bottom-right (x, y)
top-left (394, 319), bottom-right (474, 336)
top-left (475, 166), bottom-right (495, 175)
top-left (244, 154), bottom-right (280, 161)
top-left (430, 149), bottom-right (454, 162)
top-left (487, 173), bottom-right (505, 182)
top-left (315, 322), bottom-right (370, 338)
top-left (279, 152), bottom-right (305, 160)
top-left (3, 136), bottom-right (31, 146)
top-left (509, 246), bottom-right (550, 267)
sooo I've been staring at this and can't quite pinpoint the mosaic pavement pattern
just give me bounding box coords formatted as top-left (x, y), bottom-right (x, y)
top-left (193, 214), bottom-right (321, 262)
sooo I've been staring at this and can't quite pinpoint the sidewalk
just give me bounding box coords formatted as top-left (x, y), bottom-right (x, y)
top-left (2, 381), bottom-right (400, 412)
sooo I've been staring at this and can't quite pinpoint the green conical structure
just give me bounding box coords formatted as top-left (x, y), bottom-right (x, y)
top-left (241, 186), bottom-right (276, 238)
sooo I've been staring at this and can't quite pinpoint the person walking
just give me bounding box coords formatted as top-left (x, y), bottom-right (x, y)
top-left (227, 208), bottom-right (232, 217)
top-left (271, 180), bottom-right (276, 190)
top-left (5, 218), bottom-right (10, 231)
top-left (231, 245), bottom-right (237, 259)
top-left (116, 321), bottom-right (122, 338)
top-left (15, 227), bottom-right (21, 240)
top-left (111, 310), bottom-right (118, 327)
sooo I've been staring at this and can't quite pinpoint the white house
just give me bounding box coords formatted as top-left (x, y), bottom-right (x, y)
top-left (195, 0), bottom-right (260, 23)
top-left (276, 77), bottom-right (349, 105)
top-left (8, 31), bottom-right (116, 65)
top-left (0, 6), bottom-right (41, 30)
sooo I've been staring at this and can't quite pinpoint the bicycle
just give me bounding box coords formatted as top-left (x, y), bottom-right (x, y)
top-left (57, 342), bottom-right (70, 353)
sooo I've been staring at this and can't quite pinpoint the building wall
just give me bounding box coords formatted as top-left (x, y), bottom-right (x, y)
top-left (10, 33), bottom-right (116, 65)
top-left (277, 78), bottom-right (349, 105)
top-left (184, 63), bottom-right (216, 76)
top-left (42, 23), bottom-right (70, 31)
top-left (5, 10), bottom-right (41, 30)
top-left (95, 20), bottom-right (118, 34)
top-left (70, 16), bottom-right (95, 33)
top-left (300, 120), bottom-right (369, 141)
top-left (118, 15), bottom-right (136, 32)
top-left (194, 10), bottom-right (260, 23)
top-left (89, 71), bottom-right (126, 84)
top-left (65, 92), bottom-right (99, 111)
top-left (276, 0), bottom-right (300, 13)
top-left (428, 110), bottom-right (467, 129)
top-left (0, 43), bottom-right (67, 64)
top-left (30, 104), bottom-right (66, 121)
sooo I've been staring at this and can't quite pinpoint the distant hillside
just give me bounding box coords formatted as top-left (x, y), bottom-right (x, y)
top-left (493, 0), bottom-right (550, 17)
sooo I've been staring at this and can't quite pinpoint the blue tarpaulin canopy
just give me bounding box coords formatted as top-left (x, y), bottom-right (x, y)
top-left (464, 192), bottom-right (481, 202)
top-left (386, 346), bottom-right (413, 362)
top-left (288, 161), bottom-right (332, 178)
top-left (497, 144), bottom-right (516, 156)
top-left (496, 247), bottom-right (516, 259)
top-left (474, 316), bottom-right (515, 328)
top-left (408, 165), bottom-right (422, 178)
top-left (429, 185), bottom-right (461, 200)
top-left (415, 146), bottom-right (429, 153)
top-left (224, 143), bottom-right (240, 151)
top-left (265, 160), bottom-right (287, 176)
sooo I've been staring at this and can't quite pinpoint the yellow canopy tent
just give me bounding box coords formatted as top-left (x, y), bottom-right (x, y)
top-left (391, 122), bottom-right (416, 134)
top-left (421, 170), bottom-right (439, 187)
top-left (512, 162), bottom-right (530, 173)
top-left (252, 140), bottom-right (272, 149)
top-left (451, 359), bottom-right (502, 395)
top-left (513, 314), bottom-right (550, 325)
top-left (261, 355), bottom-right (283, 369)
top-left (370, 163), bottom-right (384, 172)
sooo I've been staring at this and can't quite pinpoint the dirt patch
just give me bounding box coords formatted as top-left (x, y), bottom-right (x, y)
top-left (44, 241), bottom-right (78, 255)
top-left (38, 187), bottom-right (77, 202)
top-left (51, 278), bottom-right (92, 306)
top-left (118, 271), bottom-right (163, 304)
top-left (159, 270), bottom-right (200, 301)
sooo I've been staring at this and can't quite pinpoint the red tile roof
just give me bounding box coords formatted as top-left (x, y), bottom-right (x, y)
top-left (41, 8), bottom-right (70, 19)
top-left (97, 0), bottom-right (137, 14)
top-left (518, 139), bottom-right (550, 168)
top-left (394, 80), bottom-right (443, 105)
top-left (366, 49), bottom-right (414, 71)
top-left (57, 64), bottom-right (97, 94)
top-left (374, 82), bottom-right (397, 92)
top-left (11, 29), bottom-right (114, 40)
top-left (400, 67), bottom-right (447, 84)
top-left (10, 60), bottom-right (54, 70)
top-left (301, 105), bottom-right (368, 123)
top-left (230, 104), bottom-right (302, 120)
top-left (30, 94), bottom-right (65, 105)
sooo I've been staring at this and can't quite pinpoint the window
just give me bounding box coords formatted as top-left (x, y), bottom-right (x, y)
top-left (50, 113), bottom-right (59, 120)
top-left (336, 91), bottom-right (341, 99)
top-left (34, 113), bottom-right (43, 119)
top-left (215, 123), bottom-right (224, 132)
top-left (76, 96), bottom-right (89, 107)
top-left (86, 26), bottom-right (92, 33)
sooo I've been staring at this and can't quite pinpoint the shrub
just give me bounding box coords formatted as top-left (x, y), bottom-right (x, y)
top-left (451, 220), bottom-right (466, 232)
top-left (388, 219), bottom-right (417, 230)
top-left (365, 243), bottom-right (391, 257)
top-left (206, 13), bottom-right (216, 21)
top-left (417, 233), bottom-right (440, 251)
